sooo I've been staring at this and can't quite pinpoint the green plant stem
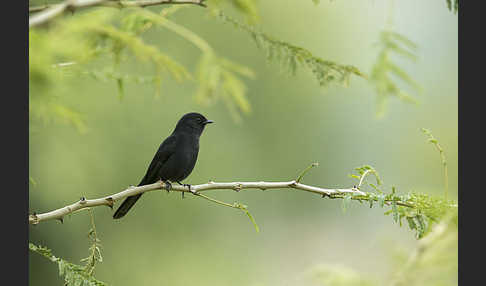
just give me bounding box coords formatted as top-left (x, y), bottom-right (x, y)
top-left (193, 192), bottom-right (259, 232)
top-left (296, 162), bottom-right (319, 183)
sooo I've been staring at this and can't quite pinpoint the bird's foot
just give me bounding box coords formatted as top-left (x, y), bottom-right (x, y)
top-left (178, 181), bottom-right (198, 198)
top-left (177, 181), bottom-right (195, 198)
top-left (164, 181), bottom-right (172, 193)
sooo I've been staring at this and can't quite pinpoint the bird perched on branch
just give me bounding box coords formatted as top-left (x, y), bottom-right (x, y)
top-left (113, 112), bottom-right (214, 219)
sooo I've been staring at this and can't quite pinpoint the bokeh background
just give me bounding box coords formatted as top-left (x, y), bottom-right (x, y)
top-left (29, 0), bottom-right (458, 285)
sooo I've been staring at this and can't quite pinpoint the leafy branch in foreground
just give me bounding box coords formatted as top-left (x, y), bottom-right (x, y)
top-left (216, 11), bottom-right (367, 88)
top-left (369, 30), bottom-right (422, 117)
top-left (29, 210), bottom-right (105, 286)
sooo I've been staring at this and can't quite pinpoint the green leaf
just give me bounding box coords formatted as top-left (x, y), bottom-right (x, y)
top-left (392, 201), bottom-right (399, 223)
top-left (378, 194), bottom-right (385, 208)
top-left (349, 174), bottom-right (360, 180)
top-left (406, 216), bottom-right (417, 230)
top-left (416, 215), bottom-right (426, 238)
top-left (342, 194), bottom-right (352, 213)
top-left (244, 209), bottom-right (260, 233)
top-left (369, 183), bottom-right (379, 191)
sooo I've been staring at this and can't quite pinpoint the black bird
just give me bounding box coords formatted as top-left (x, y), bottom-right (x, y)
top-left (113, 112), bottom-right (214, 219)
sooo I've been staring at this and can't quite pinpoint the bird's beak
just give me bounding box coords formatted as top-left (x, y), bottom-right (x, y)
top-left (204, 119), bottom-right (214, 125)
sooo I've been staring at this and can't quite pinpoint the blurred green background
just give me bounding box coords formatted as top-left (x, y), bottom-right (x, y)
top-left (29, 0), bottom-right (457, 285)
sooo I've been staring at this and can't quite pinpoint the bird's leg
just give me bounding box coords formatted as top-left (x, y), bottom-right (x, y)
top-left (176, 181), bottom-right (185, 199)
top-left (177, 181), bottom-right (196, 198)
top-left (162, 180), bottom-right (172, 193)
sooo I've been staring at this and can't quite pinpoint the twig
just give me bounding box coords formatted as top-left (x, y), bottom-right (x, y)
top-left (421, 128), bottom-right (448, 200)
top-left (295, 162), bottom-right (319, 183)
top-left (29, 179), bottom-right (367, 225)
top-left (358, 169), bottom-right (372, 188)
top-left (29, 0), bottom-right (207, 28)
top-left (82, 208), bottom-right (102, 275)
top-left (194, 192), bottom-right (260, 232)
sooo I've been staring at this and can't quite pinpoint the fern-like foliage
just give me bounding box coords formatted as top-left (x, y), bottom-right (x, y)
top-left (81, 209), bottom-right (103, 276)
top-left (343, 165), bottom-right (457, 239)
top-left (369, 30), bottom-right (422, 117)
top-left (216, 11), bottom-right (366, 88)
top-left (29, 209), bottom-right (105, 285)
top-left (30, 243), bottom-right (106, 286)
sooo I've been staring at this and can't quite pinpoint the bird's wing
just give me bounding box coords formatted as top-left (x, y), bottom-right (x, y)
top-left (138, 134), bottom-right (177, 186)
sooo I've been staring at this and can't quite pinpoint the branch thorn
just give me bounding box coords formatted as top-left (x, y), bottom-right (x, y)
top-left (234, 183), bottom-right (243, 192)
top-left (105, 197), bottom-right (114, 209)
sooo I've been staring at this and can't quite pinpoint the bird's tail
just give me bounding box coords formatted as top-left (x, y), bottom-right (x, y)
top-left (113, 174), bottom-right (150, 219)
top-left (113, 194), bottom-right (142, 219)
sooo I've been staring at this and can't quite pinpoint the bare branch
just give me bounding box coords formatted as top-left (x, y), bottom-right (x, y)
top-left (29, 0), bottom-right (207, 28)
top-left (29, 179), bottom-right (367, 225)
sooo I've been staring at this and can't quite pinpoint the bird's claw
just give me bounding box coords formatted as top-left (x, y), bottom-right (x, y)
top-left (177, 182), bottom-right (196, 198)
top-left (184, 184), bottom-right (198, 195)
top-left (164, 181), bottom-right (172, 192)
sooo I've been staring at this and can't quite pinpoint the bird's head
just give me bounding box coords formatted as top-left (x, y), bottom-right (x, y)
top-left (173, 112), bottom-right (214, 135)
